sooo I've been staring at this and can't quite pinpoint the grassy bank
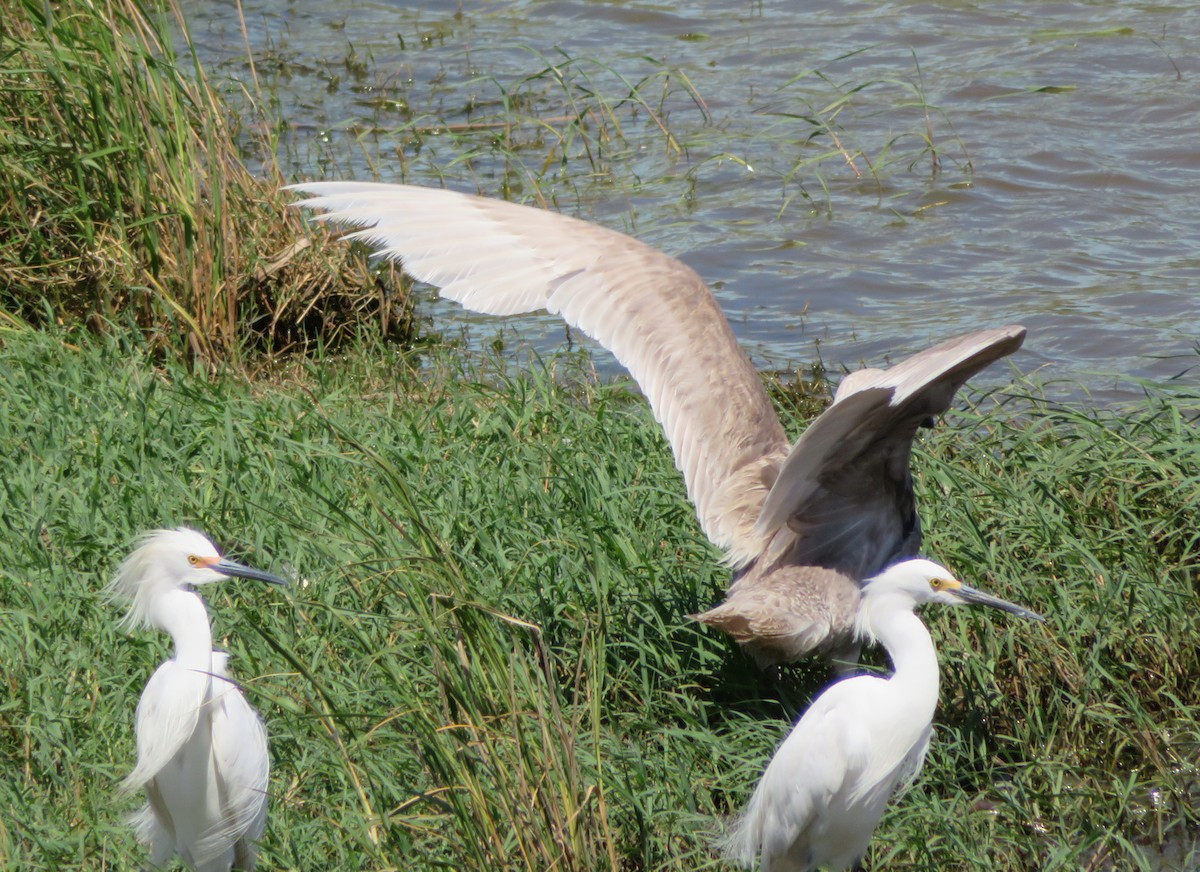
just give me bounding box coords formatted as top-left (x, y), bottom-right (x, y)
top-left (0, 0), bottom-right (406, 359)
top-left (1, 329), bottom-right (1197, 870)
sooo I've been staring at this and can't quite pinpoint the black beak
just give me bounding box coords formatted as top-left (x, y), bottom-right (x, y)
top-left (954, 583), bottom-right (1044, 622)
top-left (212, 557), bottom-right (289, 587)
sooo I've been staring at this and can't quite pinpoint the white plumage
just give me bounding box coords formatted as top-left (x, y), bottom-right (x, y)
top-left (111, 528), bottom-right (284, 871)
top-left (724, 558), bottom-right (1043, 871)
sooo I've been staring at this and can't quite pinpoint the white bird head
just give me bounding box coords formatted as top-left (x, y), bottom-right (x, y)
top-left (856, 557), bottom-right (1043, 639)
top-left (110, 528), bottom-right (288, 629)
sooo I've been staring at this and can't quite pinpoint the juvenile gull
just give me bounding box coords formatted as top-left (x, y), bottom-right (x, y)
top-left (291, 181), bottom-right (1025, 664)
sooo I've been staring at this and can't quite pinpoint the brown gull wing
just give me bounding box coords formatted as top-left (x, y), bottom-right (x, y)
top-left (755, 325), bottom-right (1026, 560)
top-left (290, 182), bottom-right (790, 564)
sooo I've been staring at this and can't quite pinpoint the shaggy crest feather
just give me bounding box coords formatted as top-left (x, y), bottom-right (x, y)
top-left (108, 528), bottom-right (219, 631)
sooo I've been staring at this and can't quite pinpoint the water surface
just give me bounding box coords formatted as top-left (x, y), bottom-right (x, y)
top-left (189, 0), bottom-right (1199, 399)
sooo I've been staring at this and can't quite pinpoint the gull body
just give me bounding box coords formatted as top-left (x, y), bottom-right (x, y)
top-left (110, 528), bottom-right (286, 871)
top-left (292, 181), bottom-right (1026, 663)
top-left (724, 558), bottom-right (1043, 871)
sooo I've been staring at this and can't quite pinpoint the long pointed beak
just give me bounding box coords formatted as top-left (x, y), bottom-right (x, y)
top-left (954, 584), bottom-right (1044, 622)
top-left (211, 557), bottom-right (289, 587)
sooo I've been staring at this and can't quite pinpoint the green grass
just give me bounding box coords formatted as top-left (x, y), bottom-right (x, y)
top-left (2, 329), bottom-right (1198, 870)
top-left (767, 49), bottom-right (973, 213)
top-left (0, 0), bottom-right (405, 359)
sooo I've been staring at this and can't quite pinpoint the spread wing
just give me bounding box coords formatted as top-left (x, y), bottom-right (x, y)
top-left (290, 182), bottom-right (789, 566)
top-left (121, 660), bottom-right (208, 793)
top-left (755, 326), bottom-right (1026, 559)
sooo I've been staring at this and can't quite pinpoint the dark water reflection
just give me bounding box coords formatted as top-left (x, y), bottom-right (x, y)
top-left (188, 0), bottom-right (1199, 400)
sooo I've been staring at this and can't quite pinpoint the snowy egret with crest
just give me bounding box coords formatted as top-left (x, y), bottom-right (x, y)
top-left (724, 557), bottom-right (1043, 872)
top-left (109, 528), bottom-right (287, 871)
top-left (290, 181), bottom-right (1026, 665)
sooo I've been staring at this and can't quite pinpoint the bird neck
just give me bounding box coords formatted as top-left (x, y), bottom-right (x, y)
top-left (149, 588), bottom-right (214, 669)
top-left (863, 602), bottom-right (940, 717)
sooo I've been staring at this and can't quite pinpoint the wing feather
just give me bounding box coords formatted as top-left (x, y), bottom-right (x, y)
top-left (291, 182), bottom-right (789, 563)
top-left (122, 661), bottom-right (208, 793)
top-left (194, 658), bottom-right (270, 868)
top-left (756, 326), bottom-right (1026, 539)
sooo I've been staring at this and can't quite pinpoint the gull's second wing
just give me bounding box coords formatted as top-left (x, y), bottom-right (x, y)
top-left (292, 182), bottom-right (789, 564)
top-left (755, 326), bottom-right (1026, 568)
top-left (829, 325), bottom-right (1027, 415)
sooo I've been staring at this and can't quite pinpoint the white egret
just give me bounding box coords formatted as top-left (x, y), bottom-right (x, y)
top-left (110, 528), bottom-right (286, 871)
top-left (291, 182), bottom-right (1026, 664)
top-left (724, 558), bottom-right (1043, 872)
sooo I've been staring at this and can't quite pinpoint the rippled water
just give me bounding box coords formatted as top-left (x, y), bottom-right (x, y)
top-left (187, 0), bottom-right (1199, 399)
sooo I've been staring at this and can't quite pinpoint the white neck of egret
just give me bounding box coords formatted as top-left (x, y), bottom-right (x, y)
top-left (865, 605), bottom-right (941, 723)
top-left (148, 588), bottom-right (214, 671)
